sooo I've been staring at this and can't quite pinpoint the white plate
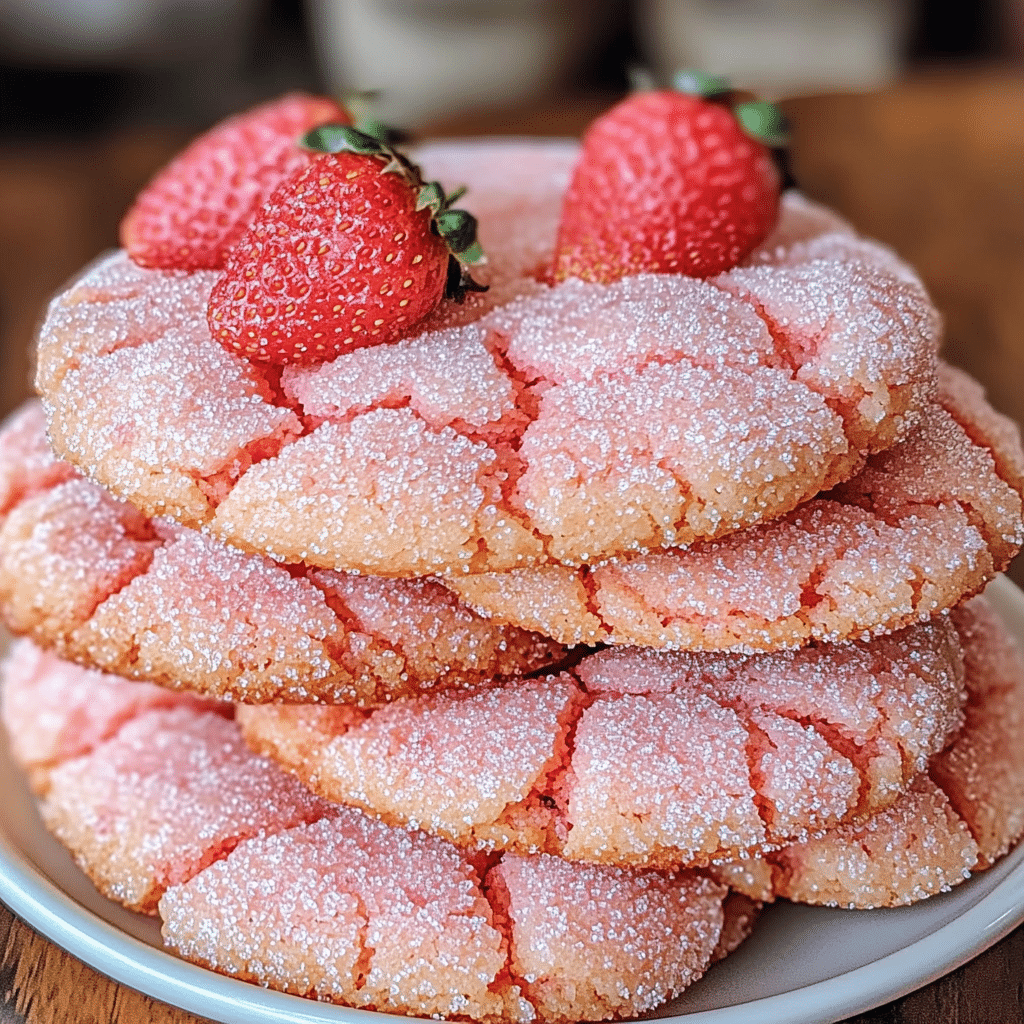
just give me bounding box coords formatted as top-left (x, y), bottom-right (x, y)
top-left (2, 576), bottom-right (1024, 1024)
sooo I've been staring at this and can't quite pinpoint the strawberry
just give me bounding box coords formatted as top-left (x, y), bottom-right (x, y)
top-left (555, 77), bottom-right (786, 282)
top-left (121, 93), bottom-right (350, 271)
top-left (207, 126), bottom-right (484, 366)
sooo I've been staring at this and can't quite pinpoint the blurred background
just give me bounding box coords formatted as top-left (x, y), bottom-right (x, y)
top-left (0, 3), bottom-right (1022, 594)
top-left (1, 0), bottom-right (1020, 132)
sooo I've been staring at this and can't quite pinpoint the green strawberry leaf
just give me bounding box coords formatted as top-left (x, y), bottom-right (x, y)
top-left (354, 117), bottom-right (406, 145)
top-left (436, 209), bottom-right (480, 258)
top-left (301, 124), bottom-right (383, 155)
top-left (457, 240), bottom-right (485, 265)
top-left (416, 181), bottom-right (446, 214)
top-left (673, 70), bottom-right (732, 99)
top-left (734, 101), bottom-right (790, 147)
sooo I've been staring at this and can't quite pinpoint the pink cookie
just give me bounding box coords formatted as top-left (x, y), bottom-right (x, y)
top-left (0, 638), bottom-right (223, 792)
top-left (447, 363), bottom-right (1023, 650)
top-left (239, 614), bottom-right (966, 869)
top-left (711, 594), bottom-right (1024, 908)
top-left (161, 818), bottom-right (727, 1023)
top-left (38, 706), bottom-right (331, 913)
top-left (37, 142), bottom-right (939, 576)
top-left (2, 642), bottom-right (741, 1022)
top-left (0, 402), bottom-right (564, 704)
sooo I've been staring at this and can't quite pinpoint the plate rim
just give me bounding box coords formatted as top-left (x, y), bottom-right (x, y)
top-left (1, 575), bottom-right (1023, 1024)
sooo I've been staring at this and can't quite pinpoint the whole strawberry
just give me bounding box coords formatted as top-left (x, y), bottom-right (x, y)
top-left (208, 126), bottom-right (484, 365)
top-left (555, 76), bottom-right (786, 282)
top-left (121, 93), bottom-right (350, 271)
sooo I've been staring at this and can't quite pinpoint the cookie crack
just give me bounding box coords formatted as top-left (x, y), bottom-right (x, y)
top-left (767, 704), bottom-right (877, 818)
top-left (479, 859), bottom-right (539, 1015)
top-left (524, 676), bottom-right (592, 848)
top-left (708, 270), bottom-right (908, 456)
top-left (304, 571), bottom-right (413, 694)
top-left (349, 893), bottom-right (376, 996)
top-left (14, 491), bottom-right (163, 648)
top-left (189, 427), bottom-right (304, 509)
top-left (576, 565), bottom-right (613, 642)
top-left (706, 278), bottom-right (804, 378)
top-left (738, 713), bottom-right (777, 836)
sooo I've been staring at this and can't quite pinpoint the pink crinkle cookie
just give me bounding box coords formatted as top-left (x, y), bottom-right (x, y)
top-left (239, 614), bottom-right (966, 869)
top-left (1, 642), bottom-right (740, 1022)
top-left (447, 363), bottom-right (1024, 650)
top-left (161, 820), bottom-right (728, 1023)
top-left (36, 139), bottom-right (939, 576)
top-left (37, 705), bottom-right (332, 913)
top-left (0, 402), bottom-right (564, 704)
top-left (0, 638), bottom-right (223, 792)
top-left (711, 593), bottom-right (1024, 908)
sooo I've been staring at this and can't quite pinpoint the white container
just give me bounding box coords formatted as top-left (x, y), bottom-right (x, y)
top-left (638, 0), bottom-right (912, 96)
top-left (309, 0), bottom-right (614, 128)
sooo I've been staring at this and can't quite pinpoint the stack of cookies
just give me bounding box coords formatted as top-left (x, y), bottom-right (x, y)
top-left (2, 91), bottom-right (1024, 1022)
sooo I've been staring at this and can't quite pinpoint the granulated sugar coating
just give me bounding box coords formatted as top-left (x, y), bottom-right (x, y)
top-left (489, 853), bottom-right (723, 1020)
top-left (3, 642), bottom-right (740, 1022)
top-left (37, 141), bottom-right (940, 575)
top-left (0, 478), bottom-right (159, 640)
top-left (709, 775), bottom-right (979, 909)
top-left (33, 251), bottom-right (219, 396)
top-left (240, 614), bottom-right (966, 869)
top-left (0, 638), bottom-right (223, 791)
top-left (709, 594), bottom-right (1024, 908)
top-left (41, 253), bottom-right (303, 527)
top-left (161, 816), bottom-right (729, 1023)
top-left (38, 706), bottom-right (331, 912)
top-left (447, 363), bottom-right (1024, 649)
top-left (162, 811), bottom-right (529, 1022)
top-left (0, 402), bottom-right (564, 704)
top-left (936, 597), bottom-right (1024, 866)
top-left (0, 403), bottom-right (75, 517)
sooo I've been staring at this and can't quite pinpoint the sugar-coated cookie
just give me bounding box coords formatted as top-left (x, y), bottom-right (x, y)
top-left (2, 640), bottom-right (744, 1022)
top-left (0, 638), bottom-right (224, 793)
top-left (447, 364), bottom-right (1023, 650)
top-left (239, 615), bottom-right (966, 868)
top-left (161, 821), bottom-right (728, 1023)
top-left (710, 595), bottom-right (1024, 908)
top-left (0, 402), bottom-right (564, 704)
top-left (163, 824), bottom-right (729, 1023)
top-left (37, 141), bottom-right (939, 576)
top-left (35, 704), bottom-right (331, 913)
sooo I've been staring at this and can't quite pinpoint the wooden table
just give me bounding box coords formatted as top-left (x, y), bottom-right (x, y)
top-left (1, 68), bottom-right (1023, 1024)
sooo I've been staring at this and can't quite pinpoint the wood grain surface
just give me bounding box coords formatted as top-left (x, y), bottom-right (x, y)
top-left (1, 68), bottom-right (1023, 1024)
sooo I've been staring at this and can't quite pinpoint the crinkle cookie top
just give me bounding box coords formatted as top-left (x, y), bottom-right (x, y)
top-left (0, 402), bottom-right (564, 705)
top-left (36, 141), bottom-right (940, 575)
top-left (239, 612), bottom-right (966, 869)
top-left (709, 592), bottom-right (1024, 909)
top-left (447, 363), bottom-right (1024, 650)
top-left (3, 638), bottom-right (737, 1023)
